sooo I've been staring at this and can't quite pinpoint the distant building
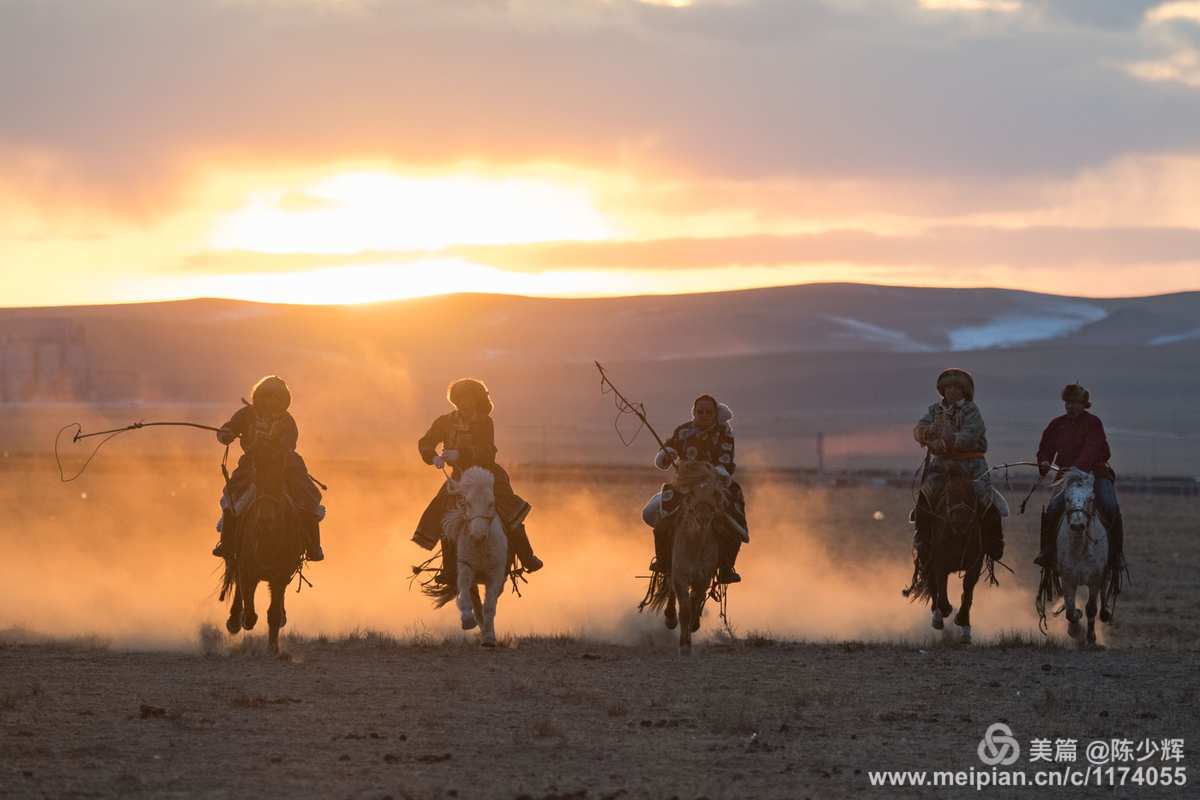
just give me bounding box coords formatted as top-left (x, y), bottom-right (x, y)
top-left (0, 320), bottom-right (91, 401)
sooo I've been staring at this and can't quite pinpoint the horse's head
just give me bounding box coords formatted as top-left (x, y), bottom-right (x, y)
top-left (673, 461), bottom-right (728, 529)
top-left (941, 464), bottom-right (979, 530)
top-left (1061, 468), bottom-right (1095, 534)
top-left (447, 466), bottom-right (497, 542)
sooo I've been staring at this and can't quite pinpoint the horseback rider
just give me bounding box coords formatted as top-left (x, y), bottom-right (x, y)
top-left (211, 376), bottom-right (325, 562)
top-left (1034, 383), bottom-right (1125, 577)
top-left (643, 394), bottom-right (748, 584)
top-left (910, 369), bottom-right (1005, 571)
top-left (412, 378), bottom-right (543, 587)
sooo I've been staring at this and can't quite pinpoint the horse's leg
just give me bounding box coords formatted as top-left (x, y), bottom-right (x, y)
top-left (456, 563), bottom-right (477, 631)
top-left (226, 580), bottom-right (243, 635)
top-left (955, 564), bottom-right (979, 643)
top-left (1063, 579), bottom-right (1081, 638)
top-left (689, 583), bottom-right (706, 634)
top-left (674, 576), bottom-right (692, 654)
top-left (267, 581), bottom-right (287, 655)
top-left (480, 573), bottom-right (503, 648)
top-left (1085, 582), bottom-right (1098, 645)
top-left (930, 568), bottom-right (946, 630)
top-left (470, 584), bottom-right (484, 628)
top-left (664, 584), bottom-right (678, 630)
top-left (241, 574), bottom-right (259, 631)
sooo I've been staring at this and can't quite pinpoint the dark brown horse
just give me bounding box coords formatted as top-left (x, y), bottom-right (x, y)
top-left (908, 463), bottom-right (987, 643)
top-left (219, 442), bottom-right (306, 655)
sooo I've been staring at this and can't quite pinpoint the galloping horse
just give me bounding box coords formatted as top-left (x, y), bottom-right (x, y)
top-left (220, 440), bottom-right (307, 655)
top-left (439, 466), bottom-right (509, 647)
top-left (907, 462), bottom-right (988, 643)
top-left (1045, 468), bottom-right (1111, 644)
top-left (656, 461), bottom-right (730, 654)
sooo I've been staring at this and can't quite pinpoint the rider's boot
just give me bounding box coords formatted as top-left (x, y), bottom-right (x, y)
top-left (507, 523), bottom-right (543, 573)
top-left (436, 537), bottom-right (459, 588)
top-left (212, 509), bottom-right (237, 558)
top-left (650, 518), bottom-right (674, 573)
top-left (717, 533), bottom-right (742, 584)
top-left (304, 515), bottom-right (325, 562)
top-left (1033, 509), bottom-right (1056, 570)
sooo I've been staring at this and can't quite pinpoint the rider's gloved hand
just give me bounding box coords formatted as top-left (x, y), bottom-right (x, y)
top-left (1038, 461), bottom-right (1051, 477)
top-left (442, 449), bottom-right (460, 464)
top-left (714, 465), bottom-right (731, 481)
top-left (432, 454), bottom-right (446, 469)
top-left (216, 427), bottom-right (237, 445)
top-left (654, 447), bottom-right (678, 470)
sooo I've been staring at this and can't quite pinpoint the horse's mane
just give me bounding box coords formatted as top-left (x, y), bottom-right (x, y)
top-left (440, 466), bottom-right (494, 541)
top-left (673, 461), bottom-right (727, 499)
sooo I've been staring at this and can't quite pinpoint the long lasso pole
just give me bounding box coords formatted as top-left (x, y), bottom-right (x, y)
top-left (594, 361), bottom-right (672, 453)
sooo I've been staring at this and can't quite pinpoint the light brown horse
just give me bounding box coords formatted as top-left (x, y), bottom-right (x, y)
top-left (219, 441), bottom-right (307, 655)
top-left (662, 461), bottom-right (729, 654)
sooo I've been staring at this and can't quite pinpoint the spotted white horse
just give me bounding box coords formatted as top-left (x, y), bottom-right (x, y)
top-left (1053, 468), bottom-right (1111, 645)
top-left (441, 466), bottom-right (509, 647)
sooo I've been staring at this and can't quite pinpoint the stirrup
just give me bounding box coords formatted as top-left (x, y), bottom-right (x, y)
top-left (717, 567), bottom-right (741, 584)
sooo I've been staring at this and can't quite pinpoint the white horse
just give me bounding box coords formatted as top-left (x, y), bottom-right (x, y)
top-left (441, 466), bottom-right (509, 647)
top-left (1054, 468), bottom-right (1111, 645)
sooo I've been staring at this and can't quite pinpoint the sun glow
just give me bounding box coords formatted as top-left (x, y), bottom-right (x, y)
top-left (210, 171), bottom-right (614, 254)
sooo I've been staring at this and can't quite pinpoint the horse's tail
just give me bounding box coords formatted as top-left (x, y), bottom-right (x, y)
top-left (1034, 565), bottom-right (1061, 635)
top-left (218, 557), bottom-right (237, 604)
top-left (637, 569), bottom-right (672, 614)
top-left (1101, 558), bottom-right (1127, 622)
top-left (901, 548), bottom-right (933, 603)
top-left (422, 581), bottom-right (457, 609)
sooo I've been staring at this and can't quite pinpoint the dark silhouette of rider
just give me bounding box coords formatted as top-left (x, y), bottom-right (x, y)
top-left (210, 376), bottom-right (324, 562)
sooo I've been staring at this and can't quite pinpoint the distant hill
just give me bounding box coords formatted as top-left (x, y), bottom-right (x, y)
top-left (3, 284), bottom-right (1197, 474)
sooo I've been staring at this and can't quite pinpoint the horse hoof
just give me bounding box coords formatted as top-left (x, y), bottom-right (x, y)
top-left (461, 618), bottom-right (477, 631)
top-left (225, 617), bottom-right (241, 635)
top-left (243, 615), bottom-right (258, 631)
top-left (959, 626), bottom-right (972, 644)
top-left (481, 632), bottom-right (497, 648)
top-left (664, 617), bottom-right (678, 631)
top-left (690, 619), bottom-right (701, 633)
top-left (953, 611), bottom-right (969, 627)
top-left (932, 611), bottom-right (944, 630)
top-left (1099, 609), bottom-right (1112, 623)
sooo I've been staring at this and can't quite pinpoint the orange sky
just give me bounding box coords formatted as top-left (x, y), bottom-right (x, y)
top-left (3, 0), bottom-right (1200, 307)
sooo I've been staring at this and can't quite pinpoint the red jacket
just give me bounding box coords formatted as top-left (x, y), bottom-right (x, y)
top-left (1037, 412), bottom-right (1111, 473)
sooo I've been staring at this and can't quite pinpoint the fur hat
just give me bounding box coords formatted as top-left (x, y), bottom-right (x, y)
top-left (1061, 383), bottom-right (1091, 408)
top-left (936, 368), bottom-right (974, 401)
top-left (250, 375), bottom-right (291, 413)
top-left (448, 377), bottom-right (494, 415)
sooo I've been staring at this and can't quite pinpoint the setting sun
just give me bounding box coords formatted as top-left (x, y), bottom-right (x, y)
top-left (209, 171), bottom-right (615, 255)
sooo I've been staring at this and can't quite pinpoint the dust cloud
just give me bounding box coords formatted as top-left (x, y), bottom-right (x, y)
top-left (0, 455), bottom-right (1044, 650)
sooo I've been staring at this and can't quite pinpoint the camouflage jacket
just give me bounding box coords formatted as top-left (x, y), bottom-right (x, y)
top-left (665, 420), bottom-right (736, 475)
top-left (914, 399), bottom-right (992, 504)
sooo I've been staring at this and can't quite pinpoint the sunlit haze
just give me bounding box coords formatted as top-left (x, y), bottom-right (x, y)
top-left (4, 0), bottom-right (1200, 307)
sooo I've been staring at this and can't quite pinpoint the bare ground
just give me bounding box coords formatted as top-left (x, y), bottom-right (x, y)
top-left (1, 630), bottom-right (1197, 800)
top-left (1, 461), bottom-right (1197, 798)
